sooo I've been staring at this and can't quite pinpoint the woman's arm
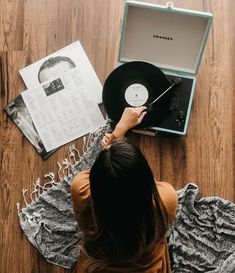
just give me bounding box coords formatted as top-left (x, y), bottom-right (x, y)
top-left (102, 106), bottom-right (147, 147)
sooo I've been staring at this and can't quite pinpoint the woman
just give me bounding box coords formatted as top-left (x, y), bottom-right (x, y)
top-left (71, 107), bottom-right (178, 273)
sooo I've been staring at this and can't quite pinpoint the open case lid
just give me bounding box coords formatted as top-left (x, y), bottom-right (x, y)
top-left (118, 1), bottom-right (213, 76)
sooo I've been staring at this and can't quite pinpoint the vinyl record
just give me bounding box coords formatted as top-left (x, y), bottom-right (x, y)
top-left (102, 61), bottom-right (172, 127)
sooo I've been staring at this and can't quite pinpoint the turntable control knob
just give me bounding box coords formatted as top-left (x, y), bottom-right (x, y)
top-left (176, 111), bottom-right (184, 127)
top-left (178, 111), bottom-right (184, 121)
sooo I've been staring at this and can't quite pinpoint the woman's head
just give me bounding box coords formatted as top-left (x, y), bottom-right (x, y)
top-left (83, 140), bottom-right (168, 268)
top-left (90, 140), bottom-right (155, 220)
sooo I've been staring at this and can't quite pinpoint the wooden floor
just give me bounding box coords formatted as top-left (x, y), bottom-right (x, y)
top-left (0, 0), bottom-right (234, 272)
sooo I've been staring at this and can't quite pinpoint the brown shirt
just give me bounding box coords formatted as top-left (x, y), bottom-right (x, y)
top-left (71, 170), bottom-right (178, 273)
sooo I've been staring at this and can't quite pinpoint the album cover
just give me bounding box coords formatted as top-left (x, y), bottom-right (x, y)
top-left (19, 41), bottom-right (102, 104)
top-left (4, 95), bottom-right (55, 160)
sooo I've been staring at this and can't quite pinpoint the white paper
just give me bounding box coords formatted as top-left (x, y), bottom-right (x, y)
top-left (21, 68), bottom-right (105, 152)
top-left (19, 41), bottom-right (102, 104)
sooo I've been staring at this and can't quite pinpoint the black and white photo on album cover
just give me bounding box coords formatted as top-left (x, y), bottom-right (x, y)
top-left (4, 95), bottom-right (55, 160)
top-left (19, 41), bottom-right (102, 104)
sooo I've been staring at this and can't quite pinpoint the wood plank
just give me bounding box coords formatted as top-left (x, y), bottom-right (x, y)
top-left (23, 0), bottom-right (47, 62)
top-left (0, 50), bottom-right (37, 273)
top-left (75, 0), bottom-right (125, 84)
top-left (190, 0), bottom-right (233, 200)
top-left (0, 51), bottom-right (7, 273)
top-left (232, 0), bottom-right (235, 200)
top-left (0, 0), bottom-right (24, 50)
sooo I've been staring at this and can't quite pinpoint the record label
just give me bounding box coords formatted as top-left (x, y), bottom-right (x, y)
top-left (124, 83), bottom-right (149, 106)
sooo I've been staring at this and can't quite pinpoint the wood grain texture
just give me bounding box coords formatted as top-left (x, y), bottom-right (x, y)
top-left (230, 0), bottom-right (235, 199)
top-left (0, 0), bottom-right (24, 50)
top-left (0, 0), bottom-right (234, 273)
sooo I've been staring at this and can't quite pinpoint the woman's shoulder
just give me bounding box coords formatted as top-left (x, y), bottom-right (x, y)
top-left (156, 181), bottom-right (178, 221)
top-left (70, 170), bottom-right (91, 218)
top-left (71, 170), bottom-right (90, 190)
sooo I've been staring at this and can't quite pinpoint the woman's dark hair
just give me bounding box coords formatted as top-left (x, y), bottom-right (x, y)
top-left (81, 140), bottom-right (169, 272)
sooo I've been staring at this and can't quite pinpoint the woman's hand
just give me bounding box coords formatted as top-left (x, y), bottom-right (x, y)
top-left (102, 107), bottom-right (147, 147)
top-left (113, 106), bottom-right (147, 137)
top-left (101, 133), bottom-right (113, 147)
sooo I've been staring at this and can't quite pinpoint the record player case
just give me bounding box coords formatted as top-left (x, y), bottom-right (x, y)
top-left (117, 1), bottom-right (213, 135)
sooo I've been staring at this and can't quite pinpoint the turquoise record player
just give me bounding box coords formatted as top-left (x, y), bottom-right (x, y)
top-left (116, 1), bottom-right (213, 136)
